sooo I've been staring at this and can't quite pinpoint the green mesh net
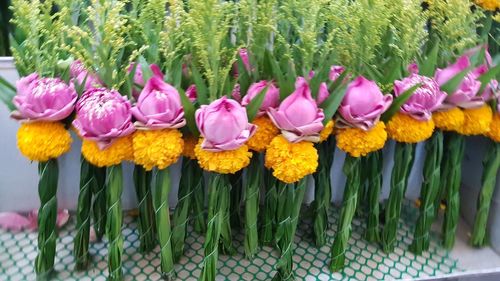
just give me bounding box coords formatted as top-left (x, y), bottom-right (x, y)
top-left (0, 201), bottom-right (459, 280)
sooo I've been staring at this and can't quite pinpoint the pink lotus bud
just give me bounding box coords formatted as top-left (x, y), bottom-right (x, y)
top-left (195, 96), bottom-right (256, 152)
top-left (186, 85), bottom-right (197, 102)
top-left (131, 76), bottom-right (186, 130)
top-left (434, 56), bottom-right (470, 86)
top-left (268, 77), bottom-right (325, 142)
top-left (338, 76), bottom-right (393, 130)
top-left (241, 80), bottom-right (280, 116)
top-left (70, 60), bottom-right (102, 90)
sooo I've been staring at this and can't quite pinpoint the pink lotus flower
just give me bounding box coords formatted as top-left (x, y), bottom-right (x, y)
top-left (73, 88), bottom-right (135, 149)
top-left (329, 65), bottom-right (346, 81)
top-left (128, 63), bottom-right (164, 99)
top-left (195, 96), bottom-right (256, 152)
top-left (394, 74), bottom-right (446, 121)
top-left (232, 84), bottom-right (242, 102)
top-left (338, 76), bottom-right (393, 130)
top-left (131, 76), bottom-right (186, 130)
top-left (0, 209), bottom-right (69, 232)
top-left (241, 80), bottom-right (280, 116)
top-left (186, 85), bottom-right (197, 102)
top-left (268, 77), bottom-right (325, 142)
top-left (12, 75), bottom-right (77, 122)
top-left (70, 60), bottom-right (102, 90)
top-left (407, 63), bottom-right (419, 74)
top-left (434, 55), bottom-right (470, 86)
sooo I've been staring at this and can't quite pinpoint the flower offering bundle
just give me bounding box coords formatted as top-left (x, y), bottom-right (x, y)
top-left (0, 0), bottom-right (498, 280)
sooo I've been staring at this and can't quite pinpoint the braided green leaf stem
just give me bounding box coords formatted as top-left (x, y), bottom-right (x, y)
top-left (106, 164), bottom-right (124, 281)
top-left (92, 166), bottom-right (107, 241)
top-left (365, 150), bottom-right (383, 243)
top-left (260, 169), bottom-right (278, 246)
top-left (133, 165), bottom-right (155, 253)
top-left (244, 155), bottom-right (261, 259)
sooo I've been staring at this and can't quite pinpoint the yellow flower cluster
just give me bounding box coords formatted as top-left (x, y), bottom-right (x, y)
top-left (433, 108), bottom-right (465, 131)
top-left (247, 116), bottom-right (280, 152)
top-left (386, 113), bottom-right (435, 143)
top-left (319, 120), bottom-right (335, 142)
top-left (336, 122), bottom-right (387, 158)
top-left (195, 140), bottom-right (252, 174)
top-left (82, 136), bottom-right (134, 167)
top-left (182, 135), bottom-right (198, 160)
top-left (17, 122), bottom-right (72, 162)
top-left (475, 0), bottom-right (500, 11)
top-left (486, 113), bottom-right (500, 142)
top-left (456, 105), bottom-right (493, 136)
top-left (133, 129), bottom-right (184, 170)
top-left (265, 135), bottom-right (318, 184)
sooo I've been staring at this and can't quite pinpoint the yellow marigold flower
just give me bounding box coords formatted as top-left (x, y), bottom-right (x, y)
top-left (182, 135), bottom-right (198, 160)
top-left (386, 113), bottom-right (435, 143)
top-left (17, 121), bottom-right (72, 162)
top-left (433, 108), bottom-right (465, 131)
top-left (486, 113), bottom-right (500, 142)
top-left (195, 140), bottom-right (252, 174)
top-left (336, 122), bottom-right (387, 158)
top-left (475, 0), bottom-right (500, 11)
top-left (247, 116), bottom-right (280, 152)
top-left (457, 105), bottom-right (493, 136)
top-left (82, 136), bottom-right (133, 167)
top-left (133, 129), bottom-right (184, 170)
top-left (265, 135), bottom-right (318, 184)
top-left (319, 120), bottom-right (335, 142)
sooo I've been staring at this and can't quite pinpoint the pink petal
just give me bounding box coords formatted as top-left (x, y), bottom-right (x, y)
top-left (0, 212), bottom-right (31, 231)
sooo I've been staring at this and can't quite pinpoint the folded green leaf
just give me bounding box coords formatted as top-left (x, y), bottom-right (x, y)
top-left (0, 75), bottom-right (16, 111)
top-left (139, 56), bottom-right (153, 83)
top-left (237, 58), bottom-right (251, 97)
top-left (328, 71), bottom-right (348, 93)
top-left (381, 83), bottom-right (421, 122)
top-left (419, 39), bottom-right (440, 77)
top-left (246, 85), bottom-right (268, 122)
top-left (190, 63), bottom-right (209, 105)
top-left (320, 85), bottom-right (347, 125)
top-left (178, 88), bottom-right (199, 137)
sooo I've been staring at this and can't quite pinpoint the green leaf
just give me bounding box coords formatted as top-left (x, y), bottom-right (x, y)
top-left (328, 70), bottom-right (348, 93)
top-left (139, 56), bottom-right (153, 83)
top-left (178, 88), bottom-right (199, 137)
top-left (320, 85), bottom-right (347, 125)
top-left (190, 63), bottom-right (208, 105)
top-left (419, 39), bottom-right (440, 77)
top-left (246, 86), bottom-right (268, 122)
top-left (265, 49), bottom-right (288, 100)
top-left (478, 64), bottom-right (500, 95)
top-left (381, 83), bottom-right (421, 122)
top-left (310, 61), bottom-right (332, 99)
top-left (237, 58), bottom-right (251, 98)
top-left (382, 57), bottom-right (402, 85)
top-left (0, 75), bottom-right (16, 111)
top-left (440, 68), bottom-right (471, 95)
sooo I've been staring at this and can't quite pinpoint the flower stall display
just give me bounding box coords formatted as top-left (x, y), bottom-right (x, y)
top-left (0, 0), bottom-right (498, 280)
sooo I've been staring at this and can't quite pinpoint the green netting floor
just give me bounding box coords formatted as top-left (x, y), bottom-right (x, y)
top-left (0, 201), bottom-right (459, 280)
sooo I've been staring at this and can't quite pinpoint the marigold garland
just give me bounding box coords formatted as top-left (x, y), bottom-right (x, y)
top-left (194, 139), bottom-right (252, 174)
top-left (17, 121), bottom-right (72, 162)
top-left (264, 135), bottom-right (318, 184)
top-left (82, 136), bottom-right (134, 167)
top-left (456, 105), bottom-right (493, 136)
top-left (433, 108), bottom-right (465, 132)
top-left (336, 121), bottom-right (387, 158)
top-left (486, 113), bottom-right (500, 142)
top-left (475, 0), bottom-right (500, 11)
top-left (247, 116), bottom-right (280, 152)
top-left (133, 129), bottom-right (184, 170)
top-left (182, 135), bottom-right (198, 160)
top-left (386, 113), bottom-right (435, 143)
top-left (319, 120), bottom-right (335, 142)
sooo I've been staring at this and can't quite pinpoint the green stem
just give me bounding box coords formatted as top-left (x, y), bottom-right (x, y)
top-left (411, 131), bottom-right (444, 254)
top-left (273, 178), bottom-right (307, 281)
top-left (92, 166), bottom-right (107, 241)
top-left (133, 165), bottom-right (155, 253)
top-left (172, 158), bottom-right (195, 261)
top-left (229, 170), bottom-right (243, 229)
top-left (199, 174), bottom-right (231, 281)
top-left (312, 139), bottom-right (335, 247)
top-left (106, 164), bottom-right (124, 281)
top-left (154, 168), bottom-right (176, 280)
top-left (74, 157), bottom-right (95, 270)
top-left (442, 133), bottom-right (465, 249)
top-left (34, 159), bottom-right (59, 281)
top-left (330, 155), bottom-right (361, 271)
top-left (191, 162), bottom-right (206, 234)
top-left (382, 142), bottom-right (415, 253)
top-left (244, 155), bottom-right (261, 259)
top-left (471, 141), bottom-right (500, 247)
top-left (260, 169), bottom-right (278, 246)
top-left (365, 151), bottom-right (383, 243)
